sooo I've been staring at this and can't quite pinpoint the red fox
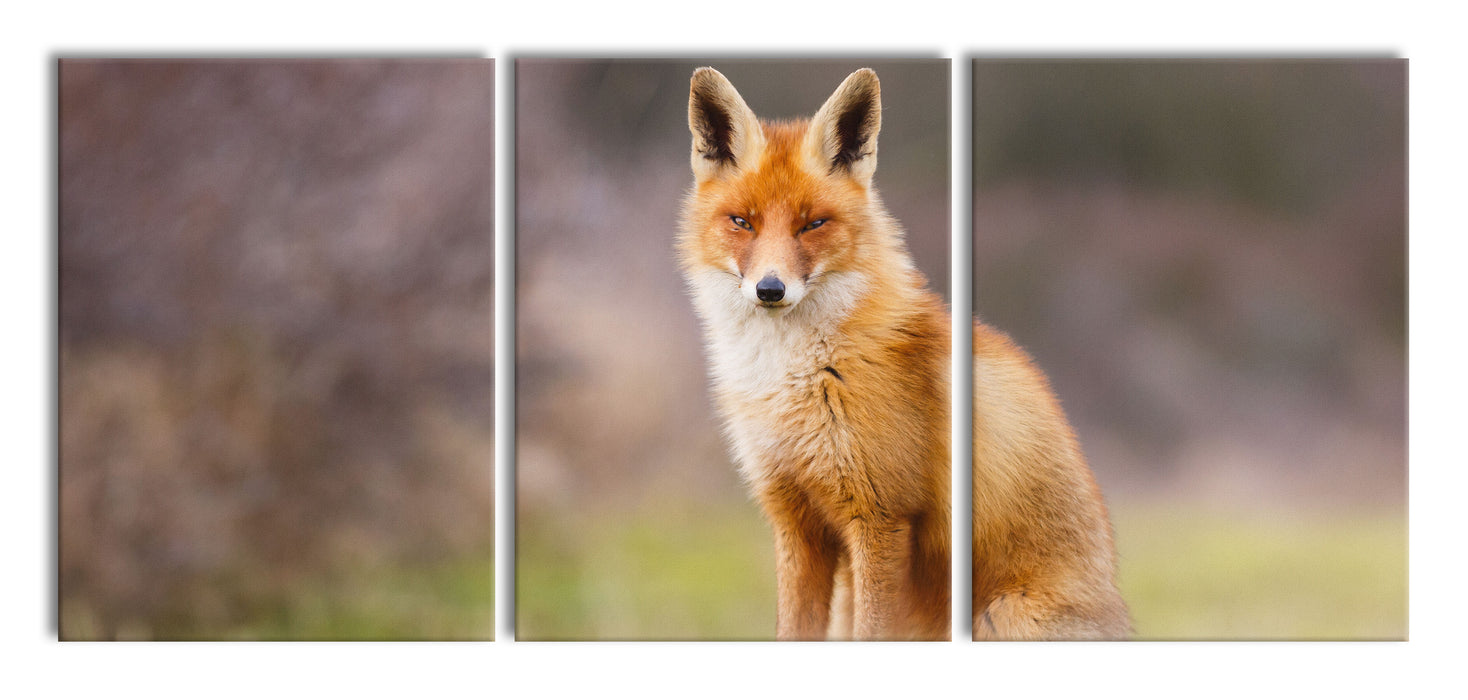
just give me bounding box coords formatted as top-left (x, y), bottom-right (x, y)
top-left (679, 67), bottom-right (1128, 641)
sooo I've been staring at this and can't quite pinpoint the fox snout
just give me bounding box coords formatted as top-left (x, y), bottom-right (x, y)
top-left (742, 270), bottom-right (806, 310)
top-left (738, 229), bottom-right (811, 309)
top-left (755, 275), bottom-right (785, 303)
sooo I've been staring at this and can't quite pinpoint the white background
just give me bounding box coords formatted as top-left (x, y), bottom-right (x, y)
top-left (5, 2), bottom-right (1462, 696)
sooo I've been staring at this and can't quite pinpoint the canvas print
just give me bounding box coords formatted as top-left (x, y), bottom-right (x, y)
top-left (515, 58), bottom-right (950, 640)
top-left (971, 59), bottom-right (1406, 640)
top-left (58, 58), bottom-right (496, 640)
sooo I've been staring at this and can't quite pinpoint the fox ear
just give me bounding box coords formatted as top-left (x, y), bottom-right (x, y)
top-left (688, 67), bottom-right (763, 183)
top-left (807, 68), bottom-right (881, 186)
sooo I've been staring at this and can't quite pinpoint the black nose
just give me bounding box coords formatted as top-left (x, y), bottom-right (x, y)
top-left (755, 275), bottom-right (785, 302)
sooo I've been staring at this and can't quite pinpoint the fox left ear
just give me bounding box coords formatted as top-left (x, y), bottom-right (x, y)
top-left (807, 68), bottom-right (881, 186)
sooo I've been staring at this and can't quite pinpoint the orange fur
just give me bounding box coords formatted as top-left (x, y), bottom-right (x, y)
top-left (972, 323), bottom-right (1131, 639)
top-left (679, 67), bottom-right (1127, 641)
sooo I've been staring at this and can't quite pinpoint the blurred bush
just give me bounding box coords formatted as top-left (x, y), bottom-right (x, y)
top-left (973, 60), bottom-right (1406, 505)
top-left (58, 59), bottom-right (496, 639)
top-left (972, 60), bottom-right (1406, 639)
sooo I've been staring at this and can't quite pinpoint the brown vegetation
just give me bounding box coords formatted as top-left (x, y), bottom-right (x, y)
top-left (58, 60), bottom-right (496, 639)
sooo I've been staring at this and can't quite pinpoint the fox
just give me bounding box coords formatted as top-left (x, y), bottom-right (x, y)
top-left (678, 67), bottom-right (1128, 641)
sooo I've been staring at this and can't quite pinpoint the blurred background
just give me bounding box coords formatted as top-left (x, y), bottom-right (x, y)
top-left (515, 59), bottom-right (949, 639)
top-left (972, 60), bottom-right (1406, 639)
top-left (58, 59), bottom-right (496, 640)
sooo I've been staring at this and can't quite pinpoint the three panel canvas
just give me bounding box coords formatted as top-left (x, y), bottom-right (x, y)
top-left (57, 57), bottom-right (1405, 641)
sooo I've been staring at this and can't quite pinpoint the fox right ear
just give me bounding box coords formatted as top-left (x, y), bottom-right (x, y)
top-left (688, 67), bottom-right (763, 183)
top-left (807, 68), bottom-right (881, 187)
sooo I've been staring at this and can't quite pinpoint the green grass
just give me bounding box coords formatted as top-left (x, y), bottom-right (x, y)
top-left (223, 554), bottom-right (496, 641)
top-left (240, 554), bottom-right (493, 639)
top-left (62, 552), bottom-right (497, 641)
top-left (516, 500), bottom-right (776, 640)
top-left (515, 500), bottom-right (1407, 641)
top-left (1113, 503), bottom-right (1407, 640)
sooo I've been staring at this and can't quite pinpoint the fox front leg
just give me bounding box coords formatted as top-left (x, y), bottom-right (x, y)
top-left (847, 517), bottom-right (912, 640)
top-left (764, 492), bottom-right (840, 640)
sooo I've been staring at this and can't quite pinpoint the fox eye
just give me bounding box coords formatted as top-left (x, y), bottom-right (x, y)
top-left (801, 219), bottom-right (828, 232)
top-left (730, 216), bottom-right (753, 230)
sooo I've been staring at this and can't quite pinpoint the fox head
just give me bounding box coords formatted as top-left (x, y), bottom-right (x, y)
top-left (679, 67), bottom-right (887, 317)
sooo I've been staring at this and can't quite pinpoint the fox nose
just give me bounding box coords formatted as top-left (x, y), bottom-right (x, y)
top-left (755, 275), bottom-right (785, 303)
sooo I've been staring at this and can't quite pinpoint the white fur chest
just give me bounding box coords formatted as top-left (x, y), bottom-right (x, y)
top-left (707, 311), bottom-right (831, 400)
top-left (687, 269), bottom-right (868, 474)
